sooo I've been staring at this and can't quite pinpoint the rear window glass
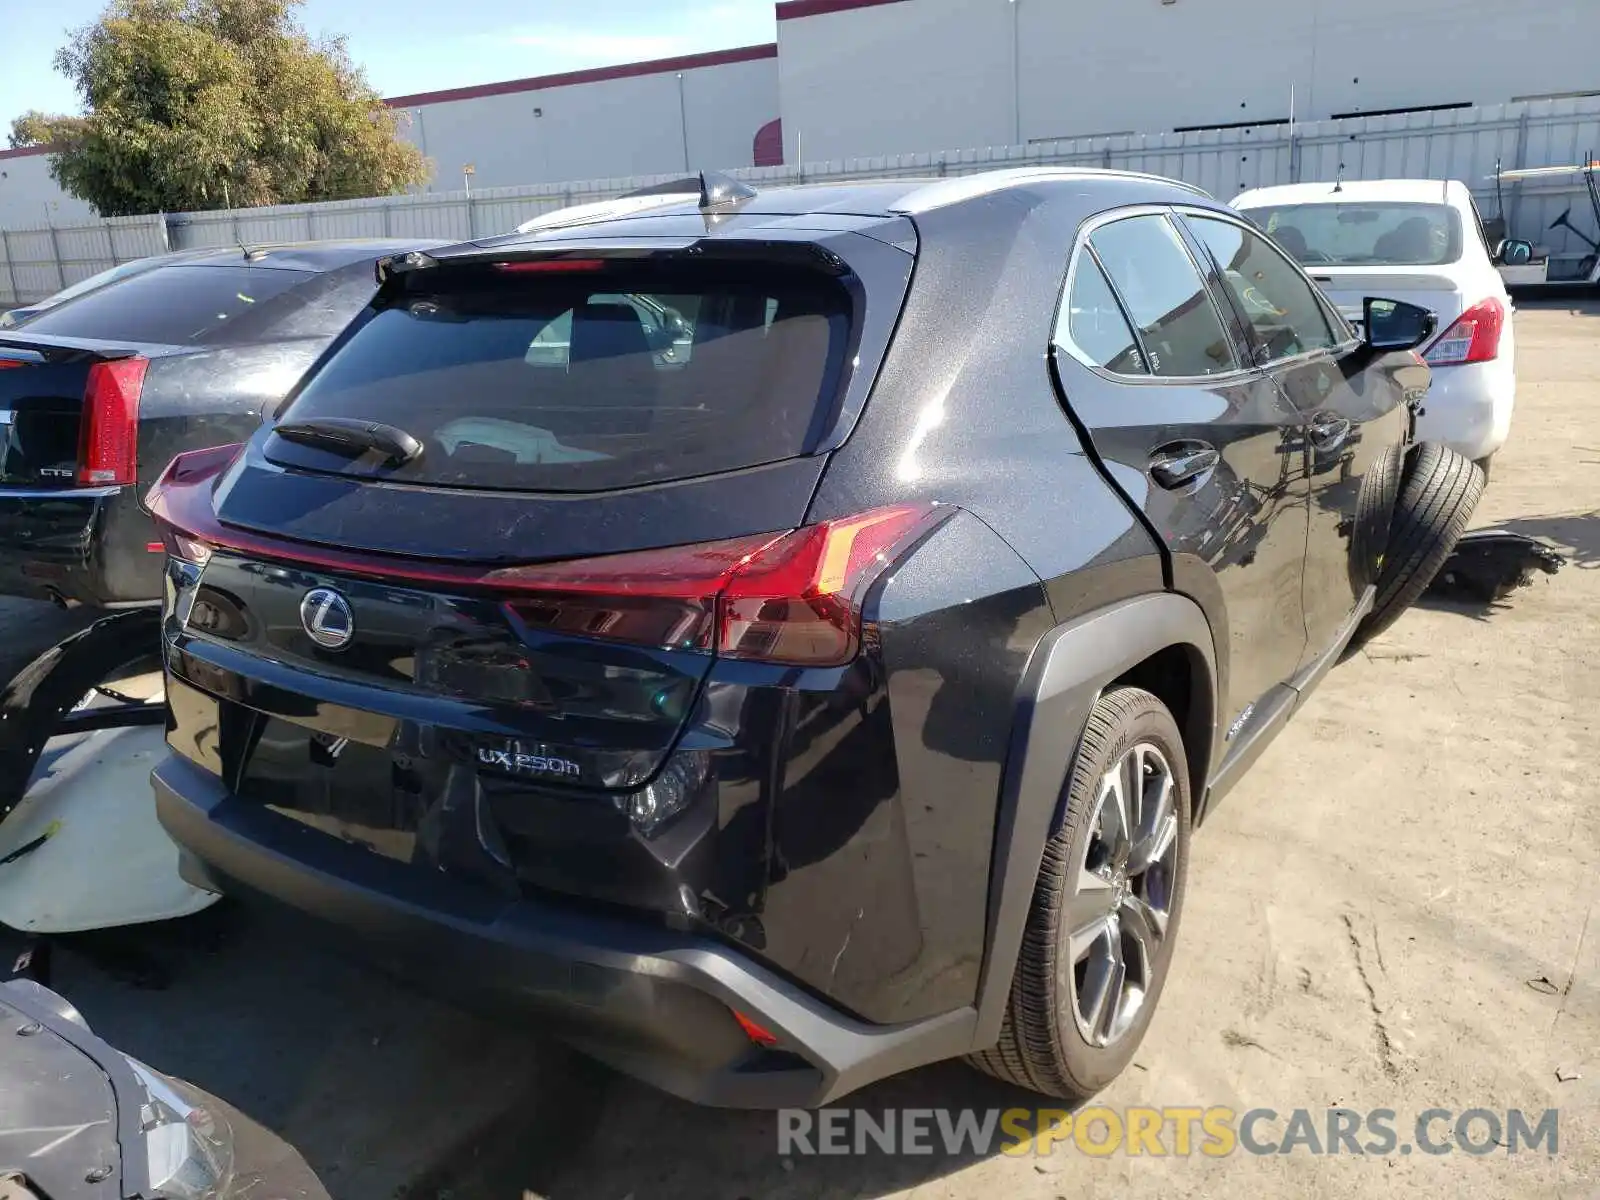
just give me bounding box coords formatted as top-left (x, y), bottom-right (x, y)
top-left (20, 264), bottom-right (313, 345)
top-left (268, 262), bottom-right (853, 492)
top-left (1238, 202), bottom-right (1464, 267)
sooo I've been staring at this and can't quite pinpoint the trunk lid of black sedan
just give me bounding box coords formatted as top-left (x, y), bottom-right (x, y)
top-left (151, 227), bottom-right (919, 902)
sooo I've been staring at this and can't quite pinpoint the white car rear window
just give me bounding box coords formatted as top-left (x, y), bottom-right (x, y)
top-left (1238, 203), bottom-right (1464, 267)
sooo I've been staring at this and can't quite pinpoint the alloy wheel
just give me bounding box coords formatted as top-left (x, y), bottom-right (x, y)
top-left (1064, 741), bottom-right (1180, 1048)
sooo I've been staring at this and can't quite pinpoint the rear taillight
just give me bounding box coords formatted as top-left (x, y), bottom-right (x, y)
top-left (731, 1010), bottom-right (780, 1047)
top-left (77, 356), bottom-right (148, 485)
top-left (145, 447), bottom-right (944, 669)
top-left (1423, 297), bottom-right (1505, 366)
top-left (503, 504), bottom-right (942, 666)
top-left (160, 528), bottom-right (213, 567)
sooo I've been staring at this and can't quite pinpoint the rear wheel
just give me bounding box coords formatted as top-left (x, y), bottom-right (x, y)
top-left (969, 686), bottom-right (1191, 1099)
top-left (1353, 443), bottom-right (1485, 645)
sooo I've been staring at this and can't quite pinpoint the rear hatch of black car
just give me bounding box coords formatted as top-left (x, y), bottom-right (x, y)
top-left (153, 231), bottom-right (916, 903)
top-left (0, 336), bottom-right (148, 488)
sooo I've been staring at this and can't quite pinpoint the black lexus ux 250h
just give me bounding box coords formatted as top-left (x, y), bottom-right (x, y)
top-left (144, 169), bottom-right (1479, 1107)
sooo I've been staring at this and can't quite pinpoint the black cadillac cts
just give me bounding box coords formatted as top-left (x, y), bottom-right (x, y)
top-left (142, 169), bottom-right (1479, 1107)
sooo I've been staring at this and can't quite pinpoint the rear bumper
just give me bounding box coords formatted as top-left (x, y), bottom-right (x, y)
top-left (0, 484), bottom-right (159, 605)
top-left (1415, 357), bottom-right (1515, 462)
top-left (151, 753), bottom-right (975, 1108)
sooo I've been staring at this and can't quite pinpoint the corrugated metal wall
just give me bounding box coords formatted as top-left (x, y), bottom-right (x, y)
top-left (6, 95), bottom-right (1600, 307)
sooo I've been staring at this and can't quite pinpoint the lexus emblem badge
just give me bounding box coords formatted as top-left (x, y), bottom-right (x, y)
top-left (300, 588), bottom-right (355, 650)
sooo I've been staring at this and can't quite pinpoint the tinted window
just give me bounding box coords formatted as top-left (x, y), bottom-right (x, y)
top-left (1238, 202), bottom-right (1464, 266)
top-left (21, 265), bottom-right (313, 345)
top-left (1089, 215), bottom-right (1237, 378)
top-left (1188, 216), bottom-right (1340, 362)
top-left (40, 257), bottom-right (164, 306)
top-left (250, 262), bottom-right (381, 341)
top-left (270, 261), bottom-right (851, 493)
top-left (1057, 253), bottom-right (1148, 374)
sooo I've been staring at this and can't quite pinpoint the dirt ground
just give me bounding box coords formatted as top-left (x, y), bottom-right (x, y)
top-left (3, 301), bottom-right (1596, 1199)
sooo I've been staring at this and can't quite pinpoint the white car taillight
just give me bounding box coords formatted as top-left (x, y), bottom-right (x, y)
top-left (1424, 297), bottom-right (1506, 366)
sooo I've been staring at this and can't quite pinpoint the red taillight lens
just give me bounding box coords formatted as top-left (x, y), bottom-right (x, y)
top-left (491, 259), bottom-right (606, 273)
top-left (716, 505), bottom-right (935, 664)
top-left (731, 1010), bottom-right (780, 1047)
top-left (1423, 297), bottom-right (1505, 366)
top-left (77, 356), bottom-right (148, 485)
top-left (144, 444), bottom-right (243, 564)
top-left (504, 505), bottom-right (940, 666)
top-left (0, 360), bottom-right (27, 370)
top-left (161, 528), bottom-right (213, 567)
top-left (147, 451), bottom-right (944, 668)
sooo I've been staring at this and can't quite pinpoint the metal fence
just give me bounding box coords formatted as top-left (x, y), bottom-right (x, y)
top-left (6, 93), bottom-right (1600, 306)
top-left (0, 215), bottom-right (169, 307)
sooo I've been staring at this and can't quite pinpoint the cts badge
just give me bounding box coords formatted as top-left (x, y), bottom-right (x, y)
top-left (300, 588), bottom-right (355, 650)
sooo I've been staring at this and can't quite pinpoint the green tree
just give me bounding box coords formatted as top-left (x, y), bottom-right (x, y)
top-left (8, 0), bottom-right (430, 216)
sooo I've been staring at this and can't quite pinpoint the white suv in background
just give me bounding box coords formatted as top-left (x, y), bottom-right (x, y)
top-left (1233, 179), bottom-right (1514, 474)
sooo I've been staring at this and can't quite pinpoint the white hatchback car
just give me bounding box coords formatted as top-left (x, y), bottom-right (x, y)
top-left (1233, 179), bottom-right (1514, 472)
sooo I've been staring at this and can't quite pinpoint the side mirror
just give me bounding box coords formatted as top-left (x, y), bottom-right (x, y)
top-left (1495, 238), bottom-right (1534, 266)
top-left (1363, 297), bottom-right (1437, 352)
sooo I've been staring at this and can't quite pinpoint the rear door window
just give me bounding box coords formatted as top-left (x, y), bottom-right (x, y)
top-left (268, 261), bottom-right (853, 493)
top-left (1088, 215), bottom-right (1238, 378)
top-left (1055, 253), bottom-right (1149, 375)
top-left (18, 265), bottom-right (313, 345)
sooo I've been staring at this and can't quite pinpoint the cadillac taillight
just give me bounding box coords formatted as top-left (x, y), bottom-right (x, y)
top-left (78, 357), bottom-right (149, 485)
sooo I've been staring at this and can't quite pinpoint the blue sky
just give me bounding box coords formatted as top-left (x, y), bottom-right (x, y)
top-left (2, 0), bottom-right (777, 132)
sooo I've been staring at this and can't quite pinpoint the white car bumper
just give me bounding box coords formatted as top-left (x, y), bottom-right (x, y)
top-left (1415, 355), bottom-right (1515, 463)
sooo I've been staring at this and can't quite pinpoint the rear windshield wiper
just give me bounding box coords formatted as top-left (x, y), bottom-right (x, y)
top-left (273, 417), bottom-right (423, 467)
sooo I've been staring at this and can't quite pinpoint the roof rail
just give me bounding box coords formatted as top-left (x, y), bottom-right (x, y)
top-left (890, 167), bottom-right (1211, 214)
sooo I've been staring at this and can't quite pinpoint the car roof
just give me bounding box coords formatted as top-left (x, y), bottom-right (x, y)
top-left (1233, 179), bottom-right (1466, 208)
top-left (482, 168), bottom-right (1214, 254)
top-left (158, 238), bottom-right (455, 274)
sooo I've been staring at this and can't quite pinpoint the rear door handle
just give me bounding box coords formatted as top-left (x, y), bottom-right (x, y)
top-left (1308, 414), bottom-right (1352, 451)
top-left (1149, 442), bottom-right (1220, 489)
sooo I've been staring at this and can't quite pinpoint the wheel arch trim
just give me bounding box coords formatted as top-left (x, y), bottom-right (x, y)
top-left (972, 591), bottom-right (1217, 1048)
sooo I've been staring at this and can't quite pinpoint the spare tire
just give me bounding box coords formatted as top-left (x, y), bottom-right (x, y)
top-left (1353, 442), bottom-right (1486, 644)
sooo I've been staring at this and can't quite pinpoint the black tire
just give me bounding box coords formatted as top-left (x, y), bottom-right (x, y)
top-left (969, 686), bottom-right (1191, 1099)
top-left (1474, 453), bottom-right (1494, 485)
top-left (1354, 443), bottom-right (1485, 645)
top-left (1350, 442), bottom-right (1405, 590)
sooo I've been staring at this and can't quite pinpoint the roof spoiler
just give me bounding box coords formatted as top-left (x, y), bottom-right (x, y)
top-left (621, 170), bottom-right (757, 211)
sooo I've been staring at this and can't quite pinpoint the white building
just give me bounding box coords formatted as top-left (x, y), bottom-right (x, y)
top-left (2, 0), bottom-right (1596, 226)
top-left (777, 0), bottom-right (1599, 163)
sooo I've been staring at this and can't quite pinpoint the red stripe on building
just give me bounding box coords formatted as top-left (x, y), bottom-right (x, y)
top-left (385, 42), bottom-right (778, 109)
top-left (776, 0), bottom-right (912, 20)
top-left (0, 145), bottom-right (53, 161)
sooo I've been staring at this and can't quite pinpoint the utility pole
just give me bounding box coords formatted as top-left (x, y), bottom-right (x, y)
top-left (677, 73), bottom-right (690, 172)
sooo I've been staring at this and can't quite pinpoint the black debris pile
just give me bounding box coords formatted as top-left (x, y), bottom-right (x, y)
top-left (1425, 530), bottom-right (1567, 604)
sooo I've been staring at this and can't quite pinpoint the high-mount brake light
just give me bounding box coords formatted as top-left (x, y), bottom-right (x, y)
top-left (491, 259), bottom-right (607, 273)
